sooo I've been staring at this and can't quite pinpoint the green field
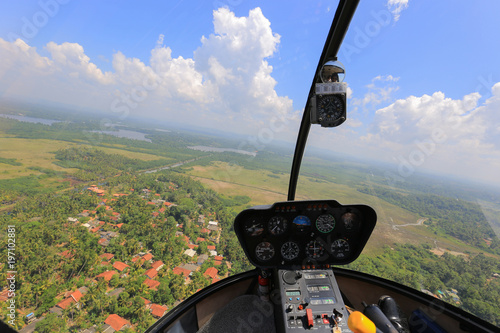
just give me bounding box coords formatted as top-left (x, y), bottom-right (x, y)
top-left (186, 161), bottom-right (500, 257)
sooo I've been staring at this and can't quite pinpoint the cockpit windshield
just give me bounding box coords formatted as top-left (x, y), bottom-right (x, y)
top-left (0, 0), bottom-right (499, 331)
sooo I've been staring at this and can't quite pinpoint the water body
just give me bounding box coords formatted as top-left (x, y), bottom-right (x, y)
top-left (90, 129), bottom-right (152, 142)
top-left (0, 114), bottom-right (61, 125)
top-left (188, 145), bottom-right (257, 157)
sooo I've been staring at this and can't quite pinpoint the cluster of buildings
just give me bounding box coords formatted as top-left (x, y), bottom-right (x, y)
top-left (43, 186), bottom-right (226, 332)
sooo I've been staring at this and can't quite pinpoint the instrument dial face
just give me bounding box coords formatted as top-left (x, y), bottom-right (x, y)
top-left (341, 212), bottom-right (360, 232)
top-left (255, 242), bottom-right (275, 261)
top-left (305, 240), bottom-right (325, 259)
top-left (281, 241), bottom-right (300, 261)
top-left (330, 239), bottom-right (351, 259)
top-left (244, 218), bottom-right (264, 236)
top-left (317, 95), bottom-right (344, 121)
top-left (268, 216), bottom-right (288, 236)
top-left (316, 214), bottom-right (336, 233)
top-left (293, 215), bottom-right (311, 233)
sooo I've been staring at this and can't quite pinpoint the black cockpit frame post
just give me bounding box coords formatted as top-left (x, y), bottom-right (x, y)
top-left (287, 0), bottom-right (360, 201)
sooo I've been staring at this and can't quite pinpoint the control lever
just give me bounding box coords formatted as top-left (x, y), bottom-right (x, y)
top-left (362, 302), bottom-right (399, 333)
top-left (348, 311), bottom-right (383, 333)
top-left (378, 296), bottom-right (407, 333)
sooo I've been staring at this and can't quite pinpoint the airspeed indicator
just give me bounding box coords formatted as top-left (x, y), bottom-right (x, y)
top-left (316, 214), bottom-right (336, 233)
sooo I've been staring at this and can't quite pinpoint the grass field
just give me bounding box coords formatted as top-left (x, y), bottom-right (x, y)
top-left (0, 137), bottom-right (170, 180)
top-left (186, 161), bottom-right (498, 257)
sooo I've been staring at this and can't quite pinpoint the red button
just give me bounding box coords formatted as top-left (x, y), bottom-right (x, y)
top-left (306, 309), bottom-right (314, 327)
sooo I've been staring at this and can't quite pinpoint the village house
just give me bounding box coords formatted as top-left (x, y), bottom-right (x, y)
top-left (103, 314), bottom-right (131, 332)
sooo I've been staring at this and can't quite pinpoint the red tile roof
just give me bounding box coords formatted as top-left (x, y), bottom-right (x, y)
top-left (150, 304), bottom-right (168, 318)
top-left (116, 223), bottom-right (124, 228)
top-left (143, 279), bottom-right (160, 290)
top-left (214, 260), bottom-right (222, 266)
top-left (90, 226), bottom-right (101, 233)
top-left (142, 253), bottom-right (153, 261)
top-left (187, 244), bottom-right (199, 249)
top-left (105, 314), bottom-right (130, 331)
top-left (151, 261), bottom-right (164, 271)
top-left (113, 261), bottom-right (130, 272)
top-left (96, 270), bottom-right (118, 281)
top-left (57, 297), bottom-right (75, 310)
top-left (201, 228), bottom-right (210, 234)
top-left (214, 255), bottom-right (223, 261)
top-left (164, 202), bottom-right (173, 206)
top-left (204, 267), bottom-right (218, 279)
top-left (100, 253), bottom-right (114, 261)
top-left (145, 268), bottom-right (158, 279)
top-left (196, 237), bottom-right (206, 243)
top-left (71, 290), bottom-right (83, 302)
top-left (172, 267), bottom-right (191, 278)
top-left (98, 238), bottom-right (107, 245)
top-left (207, 245), bottom-right (216, 250)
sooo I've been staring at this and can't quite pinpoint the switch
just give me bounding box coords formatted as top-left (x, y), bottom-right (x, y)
top-left (333, 308), bottom-right (344, 323)
top-left (306, 308), bottom-right (314, 328)
top-left (287, 305), bottom-right (293, 312)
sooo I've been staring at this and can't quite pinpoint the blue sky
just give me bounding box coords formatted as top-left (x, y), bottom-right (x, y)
top-left (0, 0), bottom-right (500, 185)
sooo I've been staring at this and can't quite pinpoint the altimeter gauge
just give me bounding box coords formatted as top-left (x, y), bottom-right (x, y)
top-left (268, 216), bottom-right (288, 236)
top-left (281, 241), bottom-right (300, 261)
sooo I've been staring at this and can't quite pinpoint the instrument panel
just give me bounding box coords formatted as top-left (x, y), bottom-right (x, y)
top-left (234, 200), bottom-right (376, 268)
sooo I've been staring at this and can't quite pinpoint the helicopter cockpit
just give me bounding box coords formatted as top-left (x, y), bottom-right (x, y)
top-left (144, 1), bottom-right (498, 333)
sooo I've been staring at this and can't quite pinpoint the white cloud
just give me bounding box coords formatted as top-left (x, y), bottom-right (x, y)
top-left (311, 79), bottom-right (500, 185)
top-left (351, 74), bottom-right (400, 112)
top-left (0, 7), bottom-right (298, 138)
top-left (386, 0), bottom-right (409, 22)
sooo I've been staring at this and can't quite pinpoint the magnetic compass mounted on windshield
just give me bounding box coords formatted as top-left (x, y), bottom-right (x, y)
top-left (310, 58), bottom-right (347, 127)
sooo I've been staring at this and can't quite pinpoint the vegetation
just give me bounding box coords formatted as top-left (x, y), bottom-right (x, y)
top-left (0, 114), bottom-right (499, 330)
top-left (358, 186), bottom-right (500, 253)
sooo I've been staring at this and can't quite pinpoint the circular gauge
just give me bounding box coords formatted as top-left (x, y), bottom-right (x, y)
top-left (268, 216), bottom-right (288, 236)
top-left (330, 239), bottom-right (351, 259)
top-left (341, 212), bottom-right (360, 232)
top-left (244, 218), bottom-right (264, 236)
top-left (293, 215), bottom-right (311, 233)
top-left (316, 214), bottom-right (336, 233)
top-left (281, 241), bottom-right (300, 261)
top-left (305, 240), bottom-right (325, 259)
top-left (255, 242), bottom-right (275, 261)
top-left (317, 94), bottom-right (344, 122)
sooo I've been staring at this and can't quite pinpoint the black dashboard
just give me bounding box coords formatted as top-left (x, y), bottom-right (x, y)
top-left (234, 200), bottom-right (377, 269)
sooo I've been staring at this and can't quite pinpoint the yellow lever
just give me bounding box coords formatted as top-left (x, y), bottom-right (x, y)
top-left (347, 311), bottom-right (377, 333)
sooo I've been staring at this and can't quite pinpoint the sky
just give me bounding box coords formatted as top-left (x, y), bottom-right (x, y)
top-left (0, 0), bottom-right (500, 186)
